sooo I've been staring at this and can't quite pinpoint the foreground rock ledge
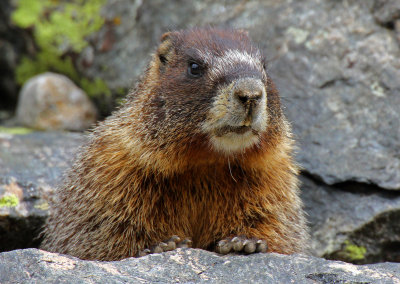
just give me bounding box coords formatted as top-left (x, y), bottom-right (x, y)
top-left (1, 248), bottom-right (399, 283)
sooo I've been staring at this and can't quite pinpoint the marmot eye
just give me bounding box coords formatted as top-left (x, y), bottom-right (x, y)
top-left (188, 62), bottom-right (203, 78)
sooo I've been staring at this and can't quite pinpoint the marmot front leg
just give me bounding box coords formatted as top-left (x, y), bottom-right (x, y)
top-left (215, 236), bottom-right (268, 255)
top-left (137, 235), bottom-right (192, 257)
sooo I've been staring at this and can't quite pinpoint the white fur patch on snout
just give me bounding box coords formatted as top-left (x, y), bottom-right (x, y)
top-left (201, 77), bottom-right (268, 154)
top-left (209, 131), bottom-right (260, 153)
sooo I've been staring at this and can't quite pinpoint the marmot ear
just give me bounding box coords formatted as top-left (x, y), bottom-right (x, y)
top-left (160, 31), bottom-right (172, 42)
top-left (160, 30), bottom-right (179, 43)
top-left (157, 32), bottom-right (175, 66)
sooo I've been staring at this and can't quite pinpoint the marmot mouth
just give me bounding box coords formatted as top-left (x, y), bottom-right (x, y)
top-left (215, 125), bottom-right (255, 136)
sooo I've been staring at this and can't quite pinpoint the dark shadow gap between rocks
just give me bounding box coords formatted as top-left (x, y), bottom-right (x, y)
top-left (301, 171), bottom-right (400, 195)
top-left (0, 215), bottom-right (43, 252)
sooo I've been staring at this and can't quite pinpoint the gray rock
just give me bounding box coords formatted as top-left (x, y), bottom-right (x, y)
top-left (0, 130), bottom-right (86, 186)
top-left (1, 248), bottom-right (399, 283)
top-left (269, 1), bottom-right (400, 190)
top-left (0, 130), bottom-right (85, 252)
top-left (302, 175), bottom-right (400, 263)
top-left (373, 0), bottom-right (400, 25)
top-left (77, 0), bottom-right (400, 189)
top-left (16, 73), bottom-right (98, 131)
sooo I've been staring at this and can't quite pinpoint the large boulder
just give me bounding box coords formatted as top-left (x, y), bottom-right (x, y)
top-left (75, 0), bottom-right (400, 190)
top-left (1, 248), bottom-right (399, 283)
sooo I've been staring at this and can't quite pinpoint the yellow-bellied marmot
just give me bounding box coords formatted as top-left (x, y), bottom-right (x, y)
top-left (41, 28), bottom-right (309, 260)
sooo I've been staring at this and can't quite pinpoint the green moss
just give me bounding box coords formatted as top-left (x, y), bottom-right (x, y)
top-left (0, 194), bottom-right (19, 208)
top-left (116, 87), bottom-right (127, 95)
top-left (16, 52), bottom-right (79, 85)
top-left (11, 0), bottom-right (43, 28)
top-left (12, 0), bottom-right (105, 55)
top-left (81, 77), bottom-right (112, 98)
top-left (342, 241), bottom-right (367, 261)
top-left (12, 0), bottom-right (109, 99)
top-left (0, 126), bottom-right (33, 135)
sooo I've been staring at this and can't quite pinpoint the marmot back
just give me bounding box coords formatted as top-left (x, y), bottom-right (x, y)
top-left (41, 28), bottom-right (309, 260)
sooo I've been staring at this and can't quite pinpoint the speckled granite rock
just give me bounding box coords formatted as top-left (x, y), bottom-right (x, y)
top-left (16, 73), bottom-right (97, 131)
top-left (0, 130), bottom-right (86, 251)
top-left (373, 0), bottom-right (400, 25)
top-left (1, 248), bottom-right (399, 283)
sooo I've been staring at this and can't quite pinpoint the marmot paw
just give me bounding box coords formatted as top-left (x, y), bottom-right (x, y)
top-left (215, 236), bottom-right (268, 255)
top-left (138, 235), bottom-right (192, 257)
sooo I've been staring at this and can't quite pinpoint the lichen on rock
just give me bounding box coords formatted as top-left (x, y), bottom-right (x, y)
top-left (0, 127), bottom-right (33, 135)
top-left (0, 194), bottom-right (19, 208)
top-left (341, 241), bottom-right (367, 262)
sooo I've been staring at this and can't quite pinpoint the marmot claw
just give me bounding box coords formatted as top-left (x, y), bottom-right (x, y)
top-left (138, 235), bottom-right (192, 257)
top-left (216, 236), bottom-right (268, 255)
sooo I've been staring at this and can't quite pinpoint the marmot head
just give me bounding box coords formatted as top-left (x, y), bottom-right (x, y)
top-left (132, 28), bottom-right (284, 158)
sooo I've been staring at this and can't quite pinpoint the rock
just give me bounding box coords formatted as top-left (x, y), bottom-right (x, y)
top-left (373, 0), bottom-right (400, 25)
top-left (0, 248), bottom-right (399, 283)
top-left (302, 175), bottom-right (400, 263)
top-left (268, 1), bottom-right (400, 190)
top-left (0, 130), bottom-right (86, 252)
top-left (0, 130), bottom-right (86, 186)
top-left (75, 0), bottom-right (400, 189)
top-left (16, 73), bottom-right (98, 131)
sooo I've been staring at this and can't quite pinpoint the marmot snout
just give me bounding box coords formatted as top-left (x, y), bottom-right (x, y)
top-left (41, 28), bottom-right (309, 260)
top-left (205, 77), bottom-right (268, 153)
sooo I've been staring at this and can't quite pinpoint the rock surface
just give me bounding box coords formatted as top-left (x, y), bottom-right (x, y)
top-left (270, 0), bottom-right (400, 190)
top-left (373, 0), bottom-right (400, 25)
top-left (75, 0), bottom-right (400, 190)
top-left (302, 175), bottom-right (400, 263)
top-left (16, 73), bottom-right (97, 131)
top-left (0, 130), bottom-right (85, 251)
top-left (1, 248), bottom-right (400, 283)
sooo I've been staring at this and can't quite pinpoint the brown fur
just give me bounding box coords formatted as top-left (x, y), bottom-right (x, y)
top-left (41, 28), bottom-right (308, 260)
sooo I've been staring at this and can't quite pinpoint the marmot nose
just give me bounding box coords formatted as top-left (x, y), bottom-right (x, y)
top-left (233, 78), bottom-right (264, 107)
top-left (236, 90), bottom-right (262, 105)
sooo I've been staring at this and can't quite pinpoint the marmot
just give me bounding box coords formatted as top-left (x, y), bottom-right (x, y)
top-left (41, 28), bottom-right (309, 261)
